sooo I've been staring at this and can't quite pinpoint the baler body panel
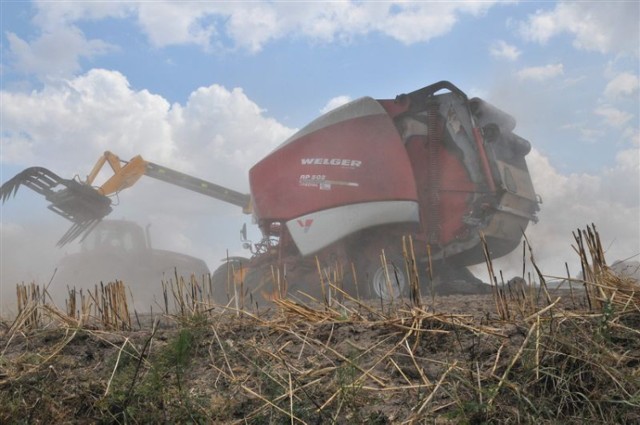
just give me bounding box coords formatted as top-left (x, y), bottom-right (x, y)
top-left (285, 200), bottom-right (419, 256)
top-left (249, 97), bottom-right (418, 223)
top-left (249, 97), bottom-right (420, 255)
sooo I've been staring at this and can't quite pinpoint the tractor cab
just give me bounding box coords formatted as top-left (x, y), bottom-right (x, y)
top-left (80, 220), bottom-right (149, 255)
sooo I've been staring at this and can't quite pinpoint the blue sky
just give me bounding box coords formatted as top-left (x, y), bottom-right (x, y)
top-left (1, 1), bottom-right (639, 308)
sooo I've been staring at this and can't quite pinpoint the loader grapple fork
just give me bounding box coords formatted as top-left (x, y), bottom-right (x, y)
top-left (0, 167), bottom-right (113, 245)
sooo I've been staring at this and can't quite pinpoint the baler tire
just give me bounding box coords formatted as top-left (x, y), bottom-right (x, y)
top-left (357, 253), bottom-right (408, 301)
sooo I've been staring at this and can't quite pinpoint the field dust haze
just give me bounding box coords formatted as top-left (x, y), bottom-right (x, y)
top-left (0, 217), bottom-right (199, 317)
top-left (0, 220), bottom-right (63, 317)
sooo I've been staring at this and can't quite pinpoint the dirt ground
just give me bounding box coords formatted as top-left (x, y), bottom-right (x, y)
top-left (1, 287), bottom-right (638, 424)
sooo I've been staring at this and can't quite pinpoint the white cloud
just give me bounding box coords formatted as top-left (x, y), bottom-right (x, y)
top-left (320, 95), bottom-right (352, 114)
top-left (167, 84), bottom-right (294, 176)
top-left (1, 69), bottom-right (293, 186)
top-left (379, 3), bottom-right (462, 44)
top-left (489, 40), bottom-right (521, 61)
top-left (1, 69), bottom-right (173, 171)
top-left (594, 105), bottom-right (633, 128)
top-left (6, 27), bottom-right (115, 80)
top-left (136, 2), bottom-right (222, 49)
top-left (579, 127), bottom-right (605, 143)
top-left (604, 72), bottom-right (640, 99)
top-left (5, 1), bottom-right (507, 80)
top-left (519, 2), bottom-right (639, 56)
top-left (516, 63), bottom-right (564, 81)
top-left (3, 1), bottom-right (132, 79)
top-left (16, 1), bottom-right (502, 58)
top-left (609, 148), bottom-right (640, 205)
top-left (32, 1), bottom-right (134, 30)
top-left (224, 4), bottom-right (285, 52)
top-left (623, 127), bottom-right (640, 148)
top-left (297, 2), bottom-right (496, 46)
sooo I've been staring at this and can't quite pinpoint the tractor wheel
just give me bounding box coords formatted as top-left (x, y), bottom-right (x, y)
top-left (242, 265), bottom-right (288, 307)
top-left (357, 253), bottom-right (408, 301)
top-left (211, 257), bottom-right (250, 304)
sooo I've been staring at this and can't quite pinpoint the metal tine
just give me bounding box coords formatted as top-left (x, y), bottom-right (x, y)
top-left (0, 175), bottom-right (23, 201)
top-left (79, 220), bottom-right (101, 243)
top-left (28, 169), bottom-right (59, 187)
top-left (1, 167), bottom-right (62, 202)
top-left (57, 223), bottom-right (87, 246)
top-left (47, 204), bottom-right (75, 222)
top-left (25, 175), bottom-right (56, 191)
top-left (26, 170), bottom-right (65, 193)
top-left (68, 223), bottom-right (90, 245)
top-left (2, 167), bottom-right (107, 246)
top-left (57, 219), bottom-right (101, 246)
top-left (57, 224), bottom-right (79, 247)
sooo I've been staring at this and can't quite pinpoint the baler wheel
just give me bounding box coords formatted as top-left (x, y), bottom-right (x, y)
top-left (357, 253), bottom-right (408, 301)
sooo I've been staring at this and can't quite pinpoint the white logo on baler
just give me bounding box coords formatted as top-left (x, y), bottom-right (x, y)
top-left (301, 158), bottom-right (362, 167)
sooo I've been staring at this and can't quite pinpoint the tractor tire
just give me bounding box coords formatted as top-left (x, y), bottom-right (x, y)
top-left (242, 266), bottom-right (273, 308)
top-left (242, 264), bottom-right (288, 307)
top-left (211, 257), bottom-right (250, 304)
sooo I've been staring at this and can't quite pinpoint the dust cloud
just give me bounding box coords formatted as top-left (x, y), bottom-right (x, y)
top-left (0, 215), bottom-right (212, 318)
top-left (0, 219), bottom-right (63, 317)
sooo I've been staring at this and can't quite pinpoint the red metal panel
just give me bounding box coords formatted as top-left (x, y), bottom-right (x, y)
top-left (406, 135), bottom-right (476, 246)
top-left (249, 110), bottom-right (418, 222)
top-left (438, 145), bottom-right (477, 244)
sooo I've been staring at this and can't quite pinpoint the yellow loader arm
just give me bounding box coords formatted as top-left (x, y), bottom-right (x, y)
top-left (1, 151), bottom-right (252, 244)
top-left (87, 151), bottom-right (252, 212)
top-left (86, 151), bottom-right (148, 196)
